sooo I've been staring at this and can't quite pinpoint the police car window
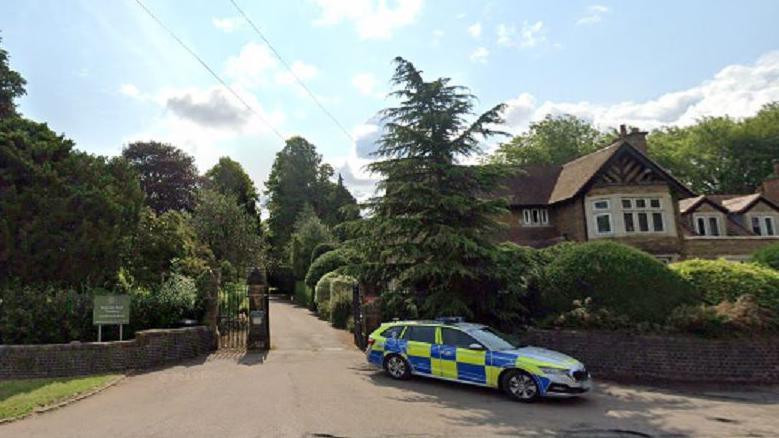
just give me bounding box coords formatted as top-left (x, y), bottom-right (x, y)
top-left (381, 326), bottom-right (403, 339)
top-left (403, 326), bottom-right (436, 343)
top-left (441, 328), bottom-right (479, 349)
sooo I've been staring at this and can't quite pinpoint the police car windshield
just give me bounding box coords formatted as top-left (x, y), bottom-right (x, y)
top-left (469, 327), bottom-right (517, 351)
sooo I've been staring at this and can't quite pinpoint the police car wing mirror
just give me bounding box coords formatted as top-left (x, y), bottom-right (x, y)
top-left (468, 343), bottom-right (484, 350)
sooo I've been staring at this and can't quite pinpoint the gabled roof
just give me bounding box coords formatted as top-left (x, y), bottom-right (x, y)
top-left (492, 165), bottom-right (562, 205)
top-left (679, 195), bottom-right (730, 215)
top-left (548, 141), bottom-right (623, 204)
top-left (682, 193), bottom-right (779, 215)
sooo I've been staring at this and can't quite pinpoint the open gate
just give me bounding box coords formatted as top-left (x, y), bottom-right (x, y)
top-left (218, 283), bottom-right (249, 349)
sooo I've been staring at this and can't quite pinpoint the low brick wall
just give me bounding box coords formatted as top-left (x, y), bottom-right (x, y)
top-left (0, 326), bottom-right (215, 380)
top-left (520, 329), bottom-right (779, 383)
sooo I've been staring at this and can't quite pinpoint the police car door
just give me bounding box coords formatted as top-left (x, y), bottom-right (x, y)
top-left (402, 325), bottom-right (436, 375)
top-left (440, 327), bottom-right (487, 384)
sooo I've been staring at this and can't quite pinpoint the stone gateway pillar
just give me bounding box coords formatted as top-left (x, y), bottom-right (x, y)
top-left (246, 267), bottom-right (269, 350)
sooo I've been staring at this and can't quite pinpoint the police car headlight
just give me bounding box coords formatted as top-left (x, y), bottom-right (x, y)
top-left (539, 367), bottom-right (570, 376)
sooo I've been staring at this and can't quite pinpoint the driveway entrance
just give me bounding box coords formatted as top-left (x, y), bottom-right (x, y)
top-left (4, 298), bottom-right (779, 437)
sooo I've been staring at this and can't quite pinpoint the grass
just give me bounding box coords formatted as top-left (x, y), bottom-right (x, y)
top-left (0, 374), bottom-right (119, 420)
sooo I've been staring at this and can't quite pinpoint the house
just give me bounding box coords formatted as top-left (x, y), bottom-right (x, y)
top-left (495, 126), bottom-right (779, 262)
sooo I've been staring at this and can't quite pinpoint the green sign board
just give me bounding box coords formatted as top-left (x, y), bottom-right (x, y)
top-left (93, 295), bottom-right (130, 325)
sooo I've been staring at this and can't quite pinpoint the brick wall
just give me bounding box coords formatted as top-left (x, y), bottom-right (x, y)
top-left (520, 329), bottom-right (779, 383)
top-left (0, 326), bottom-right (215, 380)
top-left (683, 236), bottom-right (779, 260)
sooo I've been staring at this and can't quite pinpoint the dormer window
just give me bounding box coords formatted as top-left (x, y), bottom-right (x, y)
top-left (751, 216), bottom-right (776, 236)
top-left (694, 214), bottom-right (722, 236)
top-left (522, 208), bottom-right (549, 226)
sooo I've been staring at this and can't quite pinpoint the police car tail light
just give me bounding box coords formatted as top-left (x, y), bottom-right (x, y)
top-left (367, 337), bottom-right (375, 347)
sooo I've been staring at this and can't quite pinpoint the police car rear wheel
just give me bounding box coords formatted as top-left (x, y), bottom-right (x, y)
top-left (384, 355), bottom-right (410, 380)
top-left (502, 370), bottom-right (539, 402)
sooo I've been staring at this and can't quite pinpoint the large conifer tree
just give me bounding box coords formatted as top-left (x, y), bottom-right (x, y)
top-left (349, 57), bottom-right (508, 317)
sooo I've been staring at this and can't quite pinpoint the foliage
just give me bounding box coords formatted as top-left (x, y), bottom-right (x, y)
top-left (204, 157), bottom-right (261, 226)
top-left (121, 141), bottom-right (199, 213)
top-left (343, 57), bottom-right (509, 318)
top-left (293, 280), bottom-right (311, 308)
top-left (305, 248), bottom-right (349, 289)
top-left (0, 117), bottom-right (144, 286)
top-left (490, 114), bottom-right (609, 166)
top-left (329, 275), bottom-right (355, 329)
top-left (314, 271), bottom-right (340, 319)
top-left (268, 264), bottom-right (295, 295)
top-left (192, 189), bottom-right (264, 279)
top-left (548, 297), bottom-right (633, 330)
top-left (752, 243), bottom-right (779, 271)
top-left (130, 274), bottom-right (198, 331)
top-left (648, 105), bottom-right (779, 194)
top-left (670, 258), bottom-right (779, 309)
top-left (666, 295), bottom-right (777, 338)
top-left (288, 205), bottom-right (333, 279)
top-left (219, 281), bottom-right (249, 314)
top-left (541, 241), bottom-right (696, 323)
top-left (0, 374), bottom-right (119, 420)
top-left (311, 242), bottom-right (338, 264)
top-left (665, 304), bottom-right (728, 338)
top-left (0, 36), bottom-right (26, 118)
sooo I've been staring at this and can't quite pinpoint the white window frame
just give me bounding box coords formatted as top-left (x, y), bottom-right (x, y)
top-left (693, 214), bottom-right (723, 237)
top-left (751, 215), bottom-right (777, 236)
top-left (594, 213), bottom-right (613, 235)
top-left (621, 197), bottom-right (665, 234)
top-left (521, 208), bottom-right (549, 227)
top-left (593, 199), bottom-right (610, 210)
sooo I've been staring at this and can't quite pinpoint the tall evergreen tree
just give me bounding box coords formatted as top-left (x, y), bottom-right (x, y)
top-left (204, 157), bottom-right (261, 225)
top-left (0, 36), bottom-right (26, 118)
top-left (346, 57), bottom-right (508, 317)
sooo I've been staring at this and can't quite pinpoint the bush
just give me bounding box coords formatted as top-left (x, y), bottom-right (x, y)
top-left (541, 241), bottom-right (696, 323)
top-left (478, 242), bottom-right (542, 329)
top-left (666, 295), bottom-right (777, 337)
top-left (311, 242), bottom-right (338, 264)
top-left (752, 243), bottom-right (779, 271)
top-left (329, 275), bottom-right (355, 329)
top-left (670, 259), bottom-right (779, 309)
top-left (130, 274), bottom-right (198, 332)
top-left (268, 264), bottom-right (295, 295)
top-left (666, 304), bottom-right (729, 338)
top-left (293, 280), bottom-right (311, 308)
top-left (548, 297), bottom-right (632, 330)
top-left (305, 249), bottom-right (348, 289)
top-left (314, 272), bottom-right (339, 319)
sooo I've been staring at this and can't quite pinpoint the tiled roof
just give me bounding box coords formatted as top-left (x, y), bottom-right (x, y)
top-left (493, 165), bottom-right (562, 206)
top-left (548, 141), bottom-right (624, 204)
top-left (709, 193), bottom-right (762, 213)
top-left (678, 195), bottom-right (705, 214)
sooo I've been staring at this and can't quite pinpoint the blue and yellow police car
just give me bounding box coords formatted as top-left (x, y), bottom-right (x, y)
top-left (366, 317), bottom-right (591, 402)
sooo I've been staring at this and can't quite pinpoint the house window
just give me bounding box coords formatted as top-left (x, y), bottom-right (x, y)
top-left (595, 213), bottom-right (612, 234)
top-left (751, 216), bottom-right (777, 236)
top-left (522, 208), bottom-right (549, 226)
top-left (621, 197), bottom-right (664, 234)
top-left (694, 215), bottom-right (722, 236)
top-left (593, 200), bottom-right (610, 210)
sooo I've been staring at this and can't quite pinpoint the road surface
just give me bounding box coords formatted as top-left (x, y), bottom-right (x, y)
top-left (3, 298), bottom-right (778, 437)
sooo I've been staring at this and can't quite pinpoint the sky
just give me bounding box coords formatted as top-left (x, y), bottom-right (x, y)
top-left (2, 0), bottom-right (779, 203)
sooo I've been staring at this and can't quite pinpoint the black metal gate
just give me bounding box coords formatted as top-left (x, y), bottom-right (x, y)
top-left (218, 283), bottom-right (249, 349)
top-left (352, 283), bottom-right (366, 349)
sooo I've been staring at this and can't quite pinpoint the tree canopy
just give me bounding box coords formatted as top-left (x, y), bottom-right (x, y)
top-left (204, 157), bottom-right (260, 224)
top-left (0, 36), bottom-right (26, 118)
top-left (345, 57), bottom-right (509, 317)
top-left (122, 141), bottom-right (199, 213)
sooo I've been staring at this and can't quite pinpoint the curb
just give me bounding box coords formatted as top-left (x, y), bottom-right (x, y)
top-left (0, 374), bottom-right (127, 426)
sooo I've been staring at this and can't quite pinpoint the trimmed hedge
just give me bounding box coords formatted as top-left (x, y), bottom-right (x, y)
top-left (329, 275), bottom-right (355, 329)
top-left (541, 241), bottom-right (696, 323)
top-left (671, 259), bottom-right (779, 309)
top-left (293, 280), bottom-right (311, 307)
top-left (314, 271), bottom-right (340, 319)
top-left (311, 242), bottom-right (338, 264)
top-left (752, 243), bottom-right (779, 271)
top-left (305, 249), bottom-right (348, 289)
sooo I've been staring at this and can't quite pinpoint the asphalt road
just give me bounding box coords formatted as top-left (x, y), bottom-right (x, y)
top-left (3, 298), bottom-right (779, 437)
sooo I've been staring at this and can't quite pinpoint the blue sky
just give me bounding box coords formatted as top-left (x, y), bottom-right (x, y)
top-left (2, 0), bottom-right (779, 201)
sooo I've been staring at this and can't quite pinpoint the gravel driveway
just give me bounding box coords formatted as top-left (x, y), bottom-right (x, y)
top-left (3, 298), bottom-right (778, 437)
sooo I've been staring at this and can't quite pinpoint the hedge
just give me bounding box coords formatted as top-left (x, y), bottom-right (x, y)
top-left (752, 243), bottom-right (779, 271)
top-left (311, 242), bottom-right (338, 265)
top-left (305, 249), bottom-right (348, 289)
top-left (541, 241), bottom-right (696, 323)
top-left (314, 272), bottom-right (340, 319)
top-left (670, 259), bottom-right (779, 309)
top-left (293, 280), bottom-right (311, 308)
top-left (329, 275), bottom-right (355, 329)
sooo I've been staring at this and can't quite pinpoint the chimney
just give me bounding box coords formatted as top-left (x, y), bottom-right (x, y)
top-left (759, 160), bottom-right (779, 205)
top-left (620, 124), bottom-right (648, 155)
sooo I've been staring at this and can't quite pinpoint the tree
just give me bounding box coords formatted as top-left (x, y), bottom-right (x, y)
top-left (0, 36), bottom-right (26, 118)
top-left (490, 114), bottom-right (608, 166)
top-left (122, 141), bottom-right (199, 213)
top-left (204, 157), bottom-right (260, 224)
top-left (192, 189), bottom-right (264, 279)
top-left (324, 174), bottom-right (359, 226)
top-left (345, 57), bottom-right (508, 317)
top-left (0, 117), bottom-right (144, 286)
top-left (288, 205), bottom-right (333, 278)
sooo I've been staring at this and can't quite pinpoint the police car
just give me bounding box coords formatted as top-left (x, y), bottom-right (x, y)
top-left (366, 318), bottom-right (591, 402)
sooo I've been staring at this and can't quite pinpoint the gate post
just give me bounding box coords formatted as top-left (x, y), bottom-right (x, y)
top-left (247, 267), bottom-right (269, 351)
top-left (201, 268), bottom-right (220, 350)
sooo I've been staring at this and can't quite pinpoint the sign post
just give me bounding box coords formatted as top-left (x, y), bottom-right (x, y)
top-left (93, 295), bottom-right (130, 342)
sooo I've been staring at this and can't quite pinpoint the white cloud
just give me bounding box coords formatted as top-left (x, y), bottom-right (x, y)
top-left (119, 83), bottom-right (141, 98)
top-left (275, 60), bottom-right (319, 85)
top-left (311, 0), bottom-right (423, 39)
top-left (497, 21), bottom-right (547, 48)
top-left (224, 42), bottom-right (279, 89)
top-left (501, 51), bottom-right (779, 134)
top-left (212, 16), bottom-right (244, 32)
top-left (351, 72), bottom-right (384, 98)
top-left (577, 5), bottom-right (610, 26)
top-left (470, 47), bottom-right (489, 64)
top-left (467, 22), bottom-right (482, 38)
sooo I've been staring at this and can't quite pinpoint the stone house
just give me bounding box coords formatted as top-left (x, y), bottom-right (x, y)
top-left (495, 126), bottom-right (779, 262)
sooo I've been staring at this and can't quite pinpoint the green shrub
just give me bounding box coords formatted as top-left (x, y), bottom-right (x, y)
top-left (670, 259), bottom-right (779, 309)
top-left (329, 275), bottom-right (355, 329)
top-left (293, 280), bottom-right (311, 307)
top-left (541, 241), bottom-right (696, 323)
top-left (752, 243), bottom-right (779, 271)
top-left (479, 242), bottom-right (541, 329)
top-left (547, 297), bottom-right (632, 330)
top-left (268, 264), bottom-right (295, 295)
top-left (666, 304), bottom-right (729, 338)
top-left (314, 272), bottom-right (339, 319)
top-left (311, 242), bottom-right (338, 264)
top-left (130, 274), bottom-right (198, 331)
top-left (305, 249), bottom-right (348, 289)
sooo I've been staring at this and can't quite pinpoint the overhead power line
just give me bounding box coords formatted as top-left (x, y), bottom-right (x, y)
top-left (228, 0), bottom-right (356, 144)
top-left (134, 0), bottom-right (286, 142)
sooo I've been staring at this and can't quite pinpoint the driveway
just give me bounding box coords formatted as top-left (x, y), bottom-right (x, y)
top-left (3, 298), bottom-right (778, 437)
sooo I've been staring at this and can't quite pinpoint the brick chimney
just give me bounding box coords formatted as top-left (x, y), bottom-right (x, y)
top-left (620, 124), bottom-right (648, 155)
top-left (759, 161), bottom-right (779, 205)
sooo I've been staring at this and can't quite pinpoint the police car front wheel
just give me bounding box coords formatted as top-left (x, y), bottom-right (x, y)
top-left (384, 354), bottom-right (411, 380)
top-left (502, 370), bottom-right (539, 402)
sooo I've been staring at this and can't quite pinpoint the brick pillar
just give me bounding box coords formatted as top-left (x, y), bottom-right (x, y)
top-left (201, 268), bottom-right (220, 350)
top-left (247, 267), bottom-right (268, 350)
